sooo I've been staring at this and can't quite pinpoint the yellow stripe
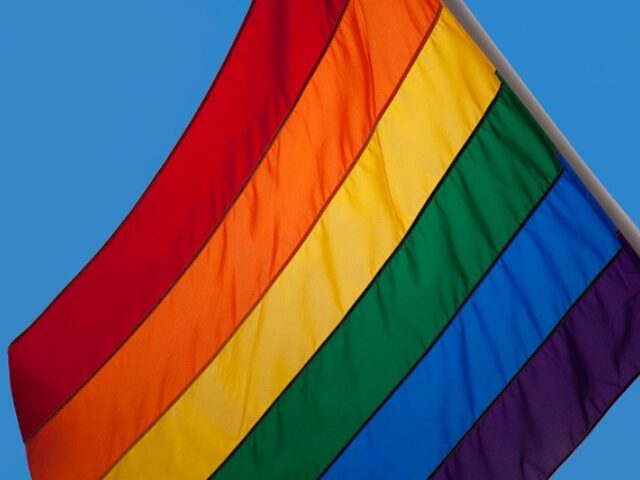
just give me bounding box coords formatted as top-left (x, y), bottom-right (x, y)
top-left (107, 9), bottom-right (499, 479)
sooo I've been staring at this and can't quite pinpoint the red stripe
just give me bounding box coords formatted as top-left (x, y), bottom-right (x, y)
top-left (9, 0), bottom-right (346, 440)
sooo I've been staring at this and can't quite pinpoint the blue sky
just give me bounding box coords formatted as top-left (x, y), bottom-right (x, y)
top-left (0, 1), bottom-right (637, 478)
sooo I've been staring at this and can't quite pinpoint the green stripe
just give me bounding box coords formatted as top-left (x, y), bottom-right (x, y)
top-left (212, 82), bottom-right (560, 480)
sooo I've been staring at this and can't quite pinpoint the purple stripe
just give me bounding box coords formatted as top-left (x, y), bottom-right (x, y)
top-left (431, 240), bottom-right (640, 480)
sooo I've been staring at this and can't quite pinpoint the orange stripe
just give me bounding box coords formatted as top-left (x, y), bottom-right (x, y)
top-left (26, 1), bottom-right (440, 479)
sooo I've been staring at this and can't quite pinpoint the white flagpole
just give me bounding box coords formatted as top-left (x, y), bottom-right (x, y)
top-left (444, 0), bottom-right (640, 255)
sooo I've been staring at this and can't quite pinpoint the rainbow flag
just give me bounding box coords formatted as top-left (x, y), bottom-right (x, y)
top-left (10, 1), bottom-right (640, 479)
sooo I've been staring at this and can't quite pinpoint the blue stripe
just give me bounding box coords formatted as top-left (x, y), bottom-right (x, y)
top-left (323, 157), bottom-right (620, 480)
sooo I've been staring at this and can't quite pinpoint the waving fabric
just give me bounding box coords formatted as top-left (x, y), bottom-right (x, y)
top-left (12, 2), bottom-right (640, 479)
